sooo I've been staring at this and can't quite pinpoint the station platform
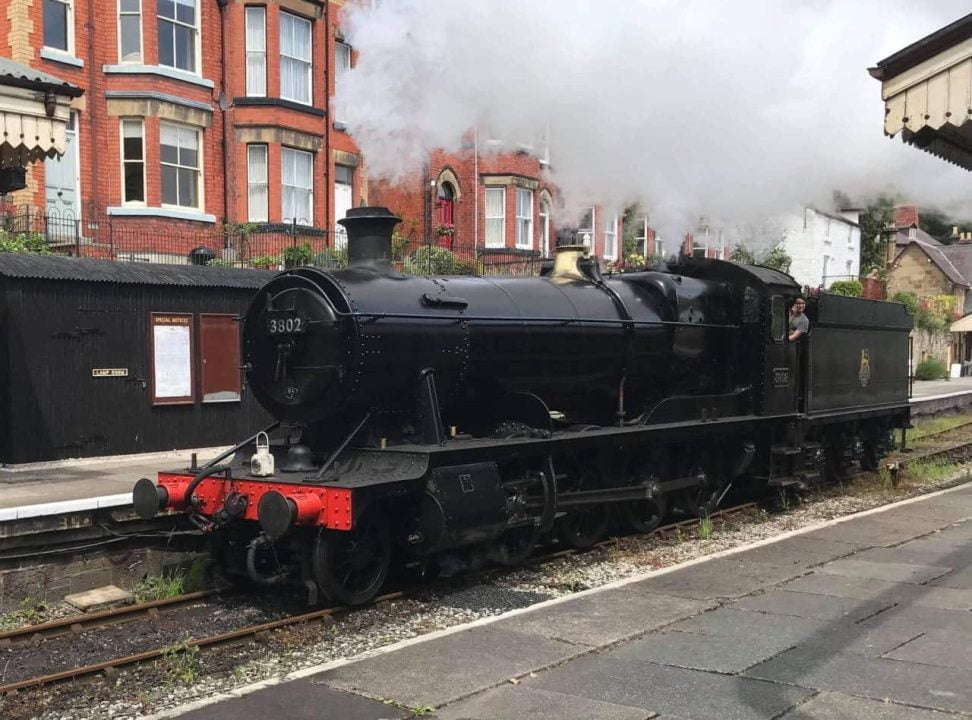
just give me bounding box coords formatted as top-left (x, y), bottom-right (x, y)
top-left (155, 482), bottom-right (972, 720)
top-left (0, 376), bottom-right (969, 522)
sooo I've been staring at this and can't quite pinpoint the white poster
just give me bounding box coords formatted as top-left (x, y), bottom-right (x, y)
top-left (154, 324), bottom-right (192, 398)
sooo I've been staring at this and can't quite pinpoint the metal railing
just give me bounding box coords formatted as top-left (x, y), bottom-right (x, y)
top-left (0, 204), bottom-right (549, 276)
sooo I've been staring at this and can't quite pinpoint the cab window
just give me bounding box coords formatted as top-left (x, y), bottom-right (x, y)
top-left (770, 295), bottom-right (785, 342)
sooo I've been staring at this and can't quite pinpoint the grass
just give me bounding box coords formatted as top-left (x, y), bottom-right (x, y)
top-left (905, 457), bottom-right (957, 484)
top-left (0, 596), bottom-right (48, 630)
top-left (910, 413), bottom-right (972, 441)
top-left (162, 641), bottom-right (201, 686)
top-left (699, 514), bottom-right (714, 540)
top-left (133, 571), bottom-right (186, 603)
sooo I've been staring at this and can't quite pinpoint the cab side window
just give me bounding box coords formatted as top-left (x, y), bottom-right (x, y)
top-left (770, 295), bottom-right (785, 343)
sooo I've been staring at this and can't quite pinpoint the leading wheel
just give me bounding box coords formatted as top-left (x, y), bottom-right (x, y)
top-left (312, 509), bottom-right (391, 606)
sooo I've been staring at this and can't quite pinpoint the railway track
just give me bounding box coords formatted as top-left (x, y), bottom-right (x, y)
top-left (0, 500), bottom-right (763, 696)
top-left (2, 435), bottom-right (969, 698)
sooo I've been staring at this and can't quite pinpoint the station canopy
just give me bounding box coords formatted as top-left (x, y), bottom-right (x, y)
top-left (869, 13), bottom-right (972, 171)
top-left (0, 57), bottom-right (83, 169)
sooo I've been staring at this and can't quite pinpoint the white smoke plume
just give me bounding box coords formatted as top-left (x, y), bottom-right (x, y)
top-left (339, 1), bottom-right (972, 238)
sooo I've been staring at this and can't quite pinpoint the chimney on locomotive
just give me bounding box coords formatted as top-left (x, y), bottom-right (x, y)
top-left (338, 206), bottom-right (402, 269)
top-left (548, 226), bottom-right (596, 281)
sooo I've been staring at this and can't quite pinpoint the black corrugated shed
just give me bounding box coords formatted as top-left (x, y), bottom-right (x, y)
top-left (0, 253), bottom-right (273, 463)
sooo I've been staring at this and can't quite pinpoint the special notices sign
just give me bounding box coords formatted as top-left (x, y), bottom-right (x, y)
top-left (151, 313), bottom-right (194, 404)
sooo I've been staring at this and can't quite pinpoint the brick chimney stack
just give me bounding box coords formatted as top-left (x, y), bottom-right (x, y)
top-left (892, 204), bottom-right (919, 229)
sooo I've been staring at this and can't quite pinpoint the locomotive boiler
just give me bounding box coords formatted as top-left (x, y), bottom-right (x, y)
top-left (134, 207), bottom-right (913, 606)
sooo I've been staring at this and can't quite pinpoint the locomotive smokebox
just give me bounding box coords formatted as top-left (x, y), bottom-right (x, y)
top-left (338, 206), bottom-right (401, 268)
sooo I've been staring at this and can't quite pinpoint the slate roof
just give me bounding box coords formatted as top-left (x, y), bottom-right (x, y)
top-left (0, 253), bottom-right (271, 288)
top-left (899, 239), bottom-right (970, 288)
top-left (0, 57), bottom-right (84, 96)
top-left (894, 226), bottom-right (941, 248)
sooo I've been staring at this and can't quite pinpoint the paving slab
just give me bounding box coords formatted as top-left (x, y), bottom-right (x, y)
top-left (779, 691), bottom-right (964, 720)
top-left (631, 559), bottom-right (776, 600)
top-left (435, 685), bottom-right (656, 720)
top-left (852, 543), bottom-right (972, 568)
top-left (930, 565), bottom-right (972, 589)
top-left (494, 587), bottom-right (712, 647)
top-left (884, 628), bottom-right (972, 670)
top-left (604, 630), bottom-right (794, 674)
top-left (932, 522), bottom-right (972, 542)
top-left (801, 515), bottom-right (946, 547)
top-left (177, 680), bottom-right (409, 720)
top-left (728, 536), bottom-right (859, 569)
top-left (816, 558), bottom-right (951, 584)
top-left (669, 607), bottom-right (835, 646)
top-left (745, 645), bottom-right (972, 713)
top-left (528, 652), bottom-right (812, 720)
top-left (63, 584), bottom-right (133, 611)
top-left (857, 603), bottom-right (972, 635)
top-left (729, 589), bottom-right (893, 622)
top-left (780, 572), bottom-right (972, 611)
top-left (318, 626), bottom-right (581, 709)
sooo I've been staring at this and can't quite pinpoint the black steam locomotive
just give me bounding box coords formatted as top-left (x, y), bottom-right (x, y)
top-left (134, 207), bottom-right (913, 605)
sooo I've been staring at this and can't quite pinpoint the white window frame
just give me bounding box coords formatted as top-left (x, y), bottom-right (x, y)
top-left (247, 144), bottom-right (269, 223)
top-left (120, 118), bottom-right (146, 206)
top-left (485, 187), bottom-right (506, 248)
top-left (515, 188), bottom-right (533, 249)
top-left (43, 0), bottom-right (75, 54)
top-left (282, 147), bottom-right (313, 225)
top-left (634, 216), bottom-right (648, 256)
top-left (157, 0), bottom-right (200, 75)
top-left (334, 42), bottom-right (352, 124)
top-left (160, 122), bottom-right (202, 211)
top-left (578, 206), bottom-right (595, 248)
top-left (117, 0), bottom-right (142, 63)
top-left (539, 197), bottom-right (551, 256)
top-left (603, 215), bottom-right (618, 260)
top-left (280, 12), bottom-right (312, 105)
top-left (244, 6), bottom-right (266, 97)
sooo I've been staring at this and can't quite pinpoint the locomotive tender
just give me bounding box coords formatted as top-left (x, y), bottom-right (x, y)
top-left (133, 207), bottom-right (913, 605)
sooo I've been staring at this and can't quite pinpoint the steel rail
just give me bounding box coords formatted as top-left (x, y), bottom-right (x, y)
top-left (0, 590), bottom-right (407, 695)
top-left (0, 591), bottom-right (217, 648)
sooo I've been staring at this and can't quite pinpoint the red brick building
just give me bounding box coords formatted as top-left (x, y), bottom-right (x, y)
top-left (0, 0), bottom-right (367, 262)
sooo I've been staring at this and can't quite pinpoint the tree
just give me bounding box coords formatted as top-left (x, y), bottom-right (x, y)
top-left (729, 243), bottom-right (792, 274)
top-left (920, 207), bottom-right (952, 241)
top-left (858, 194), bottom-right (895, 273)
top-left (622, 203), bottom-right (645, 259)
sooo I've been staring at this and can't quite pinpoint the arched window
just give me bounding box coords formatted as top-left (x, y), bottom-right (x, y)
top-left (437, 181), bottom-right (456, 226)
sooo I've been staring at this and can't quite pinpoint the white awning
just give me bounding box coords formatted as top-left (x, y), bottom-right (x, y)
top-left (879, 37), bottom-right (972, 170)
top-left (950, 313), bottom-right (972, 333)
top-left (0, 87), bottom-right (72, 169)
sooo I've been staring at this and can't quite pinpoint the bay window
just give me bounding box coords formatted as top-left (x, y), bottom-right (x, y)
top-left (515, 188), bottom-right (533, 249)
top-left (160, 123), bottom-right (200, 209)
top-left (245, 7), bottom-right (266, 96)
top-left (158, 0), bottom-right (198, 73)
top-left (280, 12), bottom-right (312, 104)
top-left (282, 147), bottom-right (313, 225)
top-left (247, 145), bottom-right (268, 222)
top-left (485, 187), bottom-right (505, 248)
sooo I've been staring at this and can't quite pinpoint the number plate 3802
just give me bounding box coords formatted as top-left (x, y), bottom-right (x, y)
top-left (267, 316), bottom-right (305, 334)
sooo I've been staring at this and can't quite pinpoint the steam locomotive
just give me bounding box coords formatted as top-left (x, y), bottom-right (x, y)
top-left (133, 207), bottom-right (913, 605)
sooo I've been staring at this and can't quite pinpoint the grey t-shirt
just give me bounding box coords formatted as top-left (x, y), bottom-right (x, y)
top-left (790, 313), bottom-right (809, 336)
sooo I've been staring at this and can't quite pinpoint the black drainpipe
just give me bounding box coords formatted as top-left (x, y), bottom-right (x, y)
top-left (216, 0), bottom-right (230, 226)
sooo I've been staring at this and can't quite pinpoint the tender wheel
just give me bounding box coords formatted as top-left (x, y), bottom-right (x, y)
top-left (488, 523), bottom-right (540, 566)
top-left (312, 509), bottom-right (391, 606)
top-left (555, 505), bottom-right (610, 549)
top-left (620, 482), bottom-right (669, 533)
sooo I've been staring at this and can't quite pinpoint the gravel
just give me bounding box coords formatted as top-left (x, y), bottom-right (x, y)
top-left (3, 452), bottom-right (969, 720)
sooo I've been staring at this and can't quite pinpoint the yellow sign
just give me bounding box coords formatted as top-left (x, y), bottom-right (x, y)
top-left (859, 349), bottom-right (871, 388)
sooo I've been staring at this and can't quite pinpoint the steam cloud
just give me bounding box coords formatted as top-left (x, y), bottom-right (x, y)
top-left (339, 1), bottom-right (972, 239)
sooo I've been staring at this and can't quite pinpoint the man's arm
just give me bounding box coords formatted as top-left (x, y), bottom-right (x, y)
top-left (788, 316), bottom-right (809, 342)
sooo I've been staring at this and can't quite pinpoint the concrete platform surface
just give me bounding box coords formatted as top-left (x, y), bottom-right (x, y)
top-left (0, 446), bottom-right (226, 517)
top-left (150, 481), bottom-right (972, 720)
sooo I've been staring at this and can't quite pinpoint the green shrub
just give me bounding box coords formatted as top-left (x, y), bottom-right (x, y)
top-left (282, 243), bottom-right (314, 267)
top-left (406, 246), bottom-right (457, 275)
top-left (0, 229), bottom-right (50, 254)
top-left (914, 357), bottom-right (947, 381)
top-left (828, 280), bottom-right (862, 297)
top-left (315, 247), bottom-right (348, 269)
top-left (891, 290), bottom-right (918, 316)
